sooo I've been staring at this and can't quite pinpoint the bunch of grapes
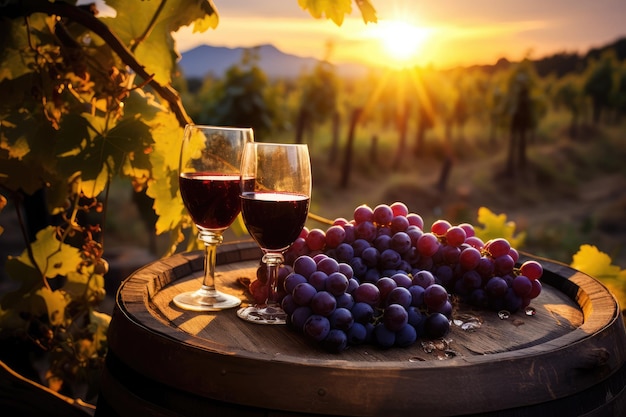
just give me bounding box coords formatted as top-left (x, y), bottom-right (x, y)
top-left (281, 253), bottom-right (451, 352)
top-left (249, 201), bottom-right (543, 352)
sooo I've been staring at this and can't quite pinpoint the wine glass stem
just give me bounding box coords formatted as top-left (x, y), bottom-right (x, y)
top-left (263, 252), bottom-right (284, 306)
top-left (200, 231), bottom-right (223, 293)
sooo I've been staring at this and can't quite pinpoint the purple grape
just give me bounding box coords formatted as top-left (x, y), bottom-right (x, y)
top-left (322, 329), bottom-right (348, 353)
top-left (361, 247), bottom-right (380, 267)
top-left (324, 225), bottom-right (346, 249)
top-left (407, 306), bottom-right (425, 335)
top-left (395, 324), bottom-right (417, 347)
top-left (334, 243), bottom-right (354, 263)
top-left (355, 221), bottom-right (377, 242)
top-left (347, 278), bottom-right (359, 293)
top-left (417, 233), bottom-right (440, 257)
top-left (303, 315), bottom-right (331, 341)
top-left (292, 282), bottom-right (317, 305)
top-left (512, 275), bottom-right (532, 297)
top-left (335, 292), bottom-right (355, 309)
top-left (326, 272), bottom-right (349, 296)
top-left (376, 277), bottom-right (398, 303)
top-left (310, 291), bottom-right (337, 316)
top-left (504, 288), bottom-right (522, 312)
top-left (351, 302), bottom-right (374, 323)
top-left (386, 287), bottom-right (412, 309)
top-left (352, 282), bottom-right (380, 306)
top-left (424, 313), bottom-right (450, 339)
top-left (289, 306), bottom-right (312, 330)
top-left (390, 215), bottom-right (410, 234)
top-left (343, 223), bottom-right (355, 244)
top-left (494, 254), bottom-right (515, 276)
top-left (423, 284), bottom-right (448, 311)
top-left (485, 276), bottom-right (508, 298)
top-left (390, 231), bottom-right (411, 254)
top-left (390, 272), bottom-right (412, 288)
top-left (373, 234), bottom-right (391, 252)
top-left (293, 255), bottom-right (317, 278)
top-left (317, 256), bottom-right (340, 275)
top-left (338, 262), bottom-right (354, 280)
top-left (412, 270), bottom-right (435, 288)
top-left (383, 304), bottom-right (408, 332)
top-left (374, 323), bottom-right (396, 348)
top-left (284, 273), bottom-right (307, 294)
top-left (347, 322), bottom-right (367, 345)
top-left (469, 288), bottom-right (488, 308)
top-left (363, 268), bottom-right (381, 283)
top-left (281, 294), bottom-right (297, 315)
top-left (459, 246), bottom-right (481, 270)
top-left (351, 239), bottom-right (371, 257)
top-left (329, 307), bottom-right (354, 331)
top-left (308, 270), bottom-right (328, 291)
top-left (380, 249), bottom-right (401, 269)
top-left (349, 257), bottom-right (367, 277)
top-left (408, 285), bottom-right (425, 307)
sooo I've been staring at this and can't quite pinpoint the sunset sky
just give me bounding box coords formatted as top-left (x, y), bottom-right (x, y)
top-left (171, 0), bottom-right (626, 70)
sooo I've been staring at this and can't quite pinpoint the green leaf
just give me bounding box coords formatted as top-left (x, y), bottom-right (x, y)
top-left (14, 226), bottom-right (83, 280)
top-left (102, 0), bottom-right (219, 85)
top-left (474, 206), bottom-right (526, 249)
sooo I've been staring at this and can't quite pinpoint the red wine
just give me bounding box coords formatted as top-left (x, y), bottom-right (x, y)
top-left (241, 192), bottom-right (310, 251)
top-left (179, 173), bottom-right (247, 230)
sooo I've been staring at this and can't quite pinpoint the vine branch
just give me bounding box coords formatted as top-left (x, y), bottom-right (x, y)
top-left (7, 0), bottom-right (193, 127)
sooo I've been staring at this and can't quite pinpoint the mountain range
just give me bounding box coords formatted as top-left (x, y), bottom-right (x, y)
top-left (178, 44), bottom-right (371, 79)
top-left (178, 37), bottom-right (626, 81)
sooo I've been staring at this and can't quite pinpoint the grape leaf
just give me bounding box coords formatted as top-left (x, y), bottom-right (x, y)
top-left (298, 0), bottom-right (353, 26)
top-left (13, 226), bottom-right (83, 280)
top-left (354, 0), bottom-right (378, 24)
top-left (571, 244), bottom-right (626, 306)
top-left (89, 308), bottom-right (111, 353)
top-left (473, 206), bottom-right (526, 249)
top-left (36, 287), bottom-right (69, 326)
top-left (144, 111), bottom-right (187, 235)
top-left (101, 0), bottom-right (219, 85)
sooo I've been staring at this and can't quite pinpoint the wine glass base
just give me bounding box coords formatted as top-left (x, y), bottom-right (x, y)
top-left (173, 290), bottom-right (241, 312)
top-left (237, 305), bottom-right (287, 324)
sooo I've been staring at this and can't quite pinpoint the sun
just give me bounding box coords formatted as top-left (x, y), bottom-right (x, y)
top-left (374, 20), bottom-right (430, 67)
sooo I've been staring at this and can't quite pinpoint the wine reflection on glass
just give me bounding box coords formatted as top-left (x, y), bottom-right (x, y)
top-left (175, 124), bottom-right (253, 311)
top-left (238, 142), bottom-right (312, 324)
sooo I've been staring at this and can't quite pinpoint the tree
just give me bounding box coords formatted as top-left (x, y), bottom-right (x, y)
top-left (583, 51), bottom-right (617, 125)
top-left (0, 0), bottom-right (377, 402)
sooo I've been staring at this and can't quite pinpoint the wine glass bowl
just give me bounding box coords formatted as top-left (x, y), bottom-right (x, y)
top-left (175, 124), bottom-right (253, 311)
top-left (238, 142), bottom-right (312, 324)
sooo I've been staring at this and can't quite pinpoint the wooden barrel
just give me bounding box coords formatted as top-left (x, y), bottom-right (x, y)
top-left (96, 241), bottom-right (626, 417)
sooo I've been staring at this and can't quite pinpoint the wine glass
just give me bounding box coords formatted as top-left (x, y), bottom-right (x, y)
top-left (237, 142), bottom-right (311, 324)
top-left (174, 124), bottom-right (253, 311)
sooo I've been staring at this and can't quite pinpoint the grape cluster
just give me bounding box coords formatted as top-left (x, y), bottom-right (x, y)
top-left (281, 252), bottom-right (451, 352)
top-left (267, 201), bottom-right (545, 352)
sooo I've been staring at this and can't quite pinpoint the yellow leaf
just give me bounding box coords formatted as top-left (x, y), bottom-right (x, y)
top-left (14, 226), bottom-right (83, 279)
top-left (571, 244), bottom-right (622, 280)
top-left (36, 287), bottom-right (68, 326)
top-left (474, 207), bottom-right (525, 248)
top-left (192, 12), bottom-right (219, 32)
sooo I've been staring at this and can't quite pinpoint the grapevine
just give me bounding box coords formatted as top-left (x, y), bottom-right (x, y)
top-left (248, 202), bottom-right (543, 353)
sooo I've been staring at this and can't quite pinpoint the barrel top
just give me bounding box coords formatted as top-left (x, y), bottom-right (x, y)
top-left (108, 240), bottom-right (626, 416)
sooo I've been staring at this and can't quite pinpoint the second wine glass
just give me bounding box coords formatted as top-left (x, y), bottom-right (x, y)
top-left (238, 142), bottom-right (312, 324)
